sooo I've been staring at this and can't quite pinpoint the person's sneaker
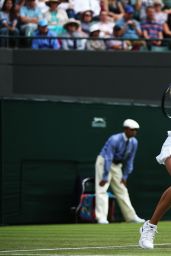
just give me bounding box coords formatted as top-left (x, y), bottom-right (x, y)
top-left (139, 220), bottom-right (158, 249)
top-left (97, 219), bottom-right (109, 224)
top-left (128, 215), bottom-right (145, 223)
top-left (133, 216), bottom-right (145, 223)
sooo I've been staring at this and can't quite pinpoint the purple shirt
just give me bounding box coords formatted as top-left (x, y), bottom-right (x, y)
top-left (99, 132), bottom-right (138, 180)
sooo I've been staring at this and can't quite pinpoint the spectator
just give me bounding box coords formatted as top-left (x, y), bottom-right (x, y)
top-left (44, 0), bottom-right (68, 36)
top-left (61, 18), bottom-right (87, 49)
top-left (0, 0), bottom-right (20, 47)
top-left (96, 11), bottom-right (115, 37)
top-left (72, 0), bottom-right (101, 19)
top-left (58, 0), bottom-right (75, 18)
top-left (19, 0), bottom-right (42, 36)
top-left (141, 6), bottom-right (163, 46)
top-left (86, 23), bottom-right (106, 50)
top-left (36, 0), bottom-right (49, 15)
top-left (106, 25), bottom-right (132, 49)
top-left (153, 0), bottom-right (167, 24)
top-left (163, 14), bottom-right (171, 44)
top-left (80, 9), bottom-right (94, 35)
top-left (115, 5), bottom-right (144, 49)
top-left (108, 0), bottom-right (125, 14)
top-left (135, 0), bottom-right (154, 20)
top-left (31, 19), bottom-right (60, 49)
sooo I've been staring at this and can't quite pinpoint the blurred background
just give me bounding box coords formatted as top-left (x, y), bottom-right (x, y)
top-left (0, 46), bottom-right (171, 226)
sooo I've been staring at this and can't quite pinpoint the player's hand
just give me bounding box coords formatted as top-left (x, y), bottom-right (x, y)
top-left (121, 178), bottom-right (127, 186)
top-left (99, 180), bottom-right (108, 186)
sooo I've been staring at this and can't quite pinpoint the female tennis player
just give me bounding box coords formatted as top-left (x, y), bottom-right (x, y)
top-left (139, 131), bottom-right (171, 249)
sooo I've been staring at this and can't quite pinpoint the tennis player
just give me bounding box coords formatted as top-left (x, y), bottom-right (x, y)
top-left (139, 131), bottom-right (171, 249)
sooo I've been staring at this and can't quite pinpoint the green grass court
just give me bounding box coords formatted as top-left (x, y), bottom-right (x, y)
top-left (0, 221), bottom-right (171, 255)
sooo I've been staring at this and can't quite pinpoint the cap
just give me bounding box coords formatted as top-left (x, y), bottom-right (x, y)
top-left (123, 119), bottom-right (140, 129)
top-left (124, 5), bottom-right (134, 14)
top-left (90, 23), bottom-right (100, 33)
top-left (38, 19), bottom-right (48, 27)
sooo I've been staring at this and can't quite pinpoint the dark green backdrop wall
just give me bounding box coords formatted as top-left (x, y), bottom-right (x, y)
top-left (0, 98), bottom-right (171, 225)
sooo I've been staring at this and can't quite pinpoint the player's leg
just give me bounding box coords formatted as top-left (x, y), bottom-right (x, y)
top-left (95, 155), bottom-right (111, 224)
top-left (139, 157), bottom-right (171, 249)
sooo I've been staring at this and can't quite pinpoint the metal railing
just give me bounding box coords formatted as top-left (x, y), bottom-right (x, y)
top-left (0, 35), bottom-right (171, 51)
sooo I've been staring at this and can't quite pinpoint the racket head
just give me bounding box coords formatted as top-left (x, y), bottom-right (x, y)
top-left (162, 84), bottom-right (171, 119)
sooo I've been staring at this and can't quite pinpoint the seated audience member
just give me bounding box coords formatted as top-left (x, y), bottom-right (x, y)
top-left (153, 0), bottom-right (167, 24)
top-left (19, 0), bottom-right (42, 36)
top-left (135, 0), bottom-right (154, 20)
top-left (58, 0), bottom-right (75, 18)
top-left (36, 0), bottom-right (49, 14)
top-left (96, 11), bottom-right (115, 37)
top-left (115, 5), bottom-right (144, 49)
top-left (72, 0), bottom-right (101, 19)
top-left (106, 25), bottom-right (132, 49)
top-left (86, 23), bottom-right (106, 50)
top-left (44, 0), bottom-right (68, 36)
top-left (80, 9), bottom-right (94, 35)
top-left (108, 0), bottom-right (125, 14)
top-left (31, 19), bottom-right (60, 49)
top-left (0, 0), bottom-right (20, 47)
top-left (141, 6), bottom-right (163, 46)
top-left (163, 13), bottom-right (171, 39)
top-left (61, 18), bottom-right (87, 49)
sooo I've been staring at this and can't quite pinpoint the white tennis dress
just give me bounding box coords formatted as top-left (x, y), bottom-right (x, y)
top-left (156, 131), bottom-right (171, 165)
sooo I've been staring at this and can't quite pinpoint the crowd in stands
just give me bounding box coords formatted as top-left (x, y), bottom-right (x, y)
top-left (1, 0), bottom-right (171, 50)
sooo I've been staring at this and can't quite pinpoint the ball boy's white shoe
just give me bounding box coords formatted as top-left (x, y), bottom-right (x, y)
top-left (139, 220), bottom-right (158, 249)
top-left (133, 216), bottom-right (145, 223)
top-left (97, 219), bottom-right (109, 224)
top-left (128, 215), bottom-right (145, 223)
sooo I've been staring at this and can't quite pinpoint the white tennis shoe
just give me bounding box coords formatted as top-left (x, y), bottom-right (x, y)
top-left (139, 220), bottom-right (158, 249)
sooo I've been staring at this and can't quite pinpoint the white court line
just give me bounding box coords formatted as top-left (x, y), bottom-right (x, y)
top-left (0, 255), bottom-right (131, 256)
top-left (0, 243), bottom-right (171, 254)
top-left (0, 245), bottom-right (138, 253)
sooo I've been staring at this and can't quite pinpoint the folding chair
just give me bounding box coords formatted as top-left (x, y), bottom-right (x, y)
top-left (74, 177), bottom-right (116, 223)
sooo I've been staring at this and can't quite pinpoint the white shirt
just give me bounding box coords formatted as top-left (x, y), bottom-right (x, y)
top-left (72, 0), bottom-right (101, 17)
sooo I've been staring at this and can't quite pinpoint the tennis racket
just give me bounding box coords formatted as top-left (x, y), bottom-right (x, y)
top-left (162, 84), bottom-right (171, 118)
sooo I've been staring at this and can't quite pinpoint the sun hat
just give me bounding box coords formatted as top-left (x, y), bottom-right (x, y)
top-left (45, 0), bottom-right (61, 6)
top-left (63, 18), bottom-right (80, 29)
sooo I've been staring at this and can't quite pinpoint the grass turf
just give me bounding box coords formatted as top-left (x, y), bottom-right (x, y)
top-left (0, 221), bottom-right (171, 255)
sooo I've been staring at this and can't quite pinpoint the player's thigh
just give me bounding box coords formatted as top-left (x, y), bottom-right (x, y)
top-left (165, 156), bottom-right (171, 175)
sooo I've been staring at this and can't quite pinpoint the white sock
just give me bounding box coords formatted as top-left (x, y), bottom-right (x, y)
top-left (148, 221), bottom-right (157, 228)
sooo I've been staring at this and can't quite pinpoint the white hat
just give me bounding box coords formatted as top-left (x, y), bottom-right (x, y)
top-left (90, 23), bottom-right (100, 33)
top-left (123, 119), bottom-right (140, 129)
